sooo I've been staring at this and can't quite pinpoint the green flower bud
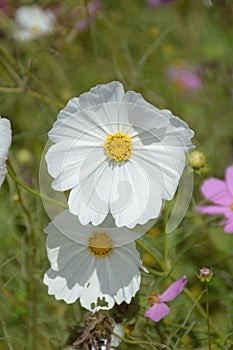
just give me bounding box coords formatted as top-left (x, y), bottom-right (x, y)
top-left (197, 267), bottom-right (213, 283)
top-left (189, 150), bottom-right (206, 169)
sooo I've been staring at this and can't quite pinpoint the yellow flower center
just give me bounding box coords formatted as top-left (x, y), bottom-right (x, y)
top-left (88, 232), bottom-right (113, 258)
top-left (104, 132), bottom-right (133, 162)
top-left (30, 25), bottom-right (41, 34)
top-left (147, 292), bottom-right (160, 306)
top-left (231, 202), bottom-right (233, 210)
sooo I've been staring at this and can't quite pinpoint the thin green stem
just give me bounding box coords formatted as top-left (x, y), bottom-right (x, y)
top-left (183, 287), bottom-right (222, 338)
top-left (7, 161), bottom-right (67, 209)
top-left (173, 290), bottom-right (205, 349)
top-left (163, 205), bottom-right (170, 272)
top-left (0, 57), bottom-right (22, 85)
top-left (11, 168), bottom-right (38, 349)
top-left (136, 239), bottom-right (164, 269)
top-left (206, 283), bottom-right (211, 350)
top-left (0, 86), bottom-right (63, 108)
top-left (112, 333), bottom-right (171, 349)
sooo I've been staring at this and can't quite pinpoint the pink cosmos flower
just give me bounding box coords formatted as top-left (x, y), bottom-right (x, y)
top-left (75, 0), bottom-right (102, 32)
top-left (147, 0), bottom-right (174, 7)
top-left (145, 275), bottom-right (187, 322)
top-left (168, 65), bottom-right (202, 94)
top-left (196, 165), bottom-right (233, 233)
top-left (0, 0), bottom-right (11, 15)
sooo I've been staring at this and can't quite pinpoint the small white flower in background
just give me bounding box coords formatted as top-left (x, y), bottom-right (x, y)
top-left (0, 118), bottom-right (12, 187)
top-left (46, 81), bottom-right (194, 228)
top-left (14, 5), bottom-right (55, 41)
top-left (43, 210), bottom-right (146, 312)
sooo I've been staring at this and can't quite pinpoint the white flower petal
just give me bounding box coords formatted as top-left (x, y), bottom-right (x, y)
top-left (114, 275), bottom-right (140, 304)
top-left (46, 229), bottom-right (87, 271)
top-left (78, 81), bottom-right (124, 109)
top-left (109, 161), bottom-right (150, 227)
top-left (0, 118), bottom-right (12, 187)
top-left (80, 269), bottom-right (115, 311)
top-left (132, 145), bottom-right (185, 200)
top-left (68, 153), bottom-right (112, 225)
top-left (46, 140), bottom-right (104, 191)
top-left (43, 268), bottom-right (85, 304)
top-left (45, 209), bottom-right (91, 244)
top-left (48, 108), bottom-right (107, 144)
top-left (0, 166), bottom-right (7, 187)
top-left (96, 244), bottom-right (142, 298)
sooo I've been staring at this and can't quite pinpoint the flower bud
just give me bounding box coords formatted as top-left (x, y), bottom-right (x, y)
top-left (189, 150), bottom-right (206, 169)
top-left (16, 148), bottom-right (33, 165)
top-left (197, 267), bottom-right (213, 282)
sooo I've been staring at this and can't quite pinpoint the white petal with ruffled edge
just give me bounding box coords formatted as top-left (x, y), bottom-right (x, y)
top-left (0, 118), bottom-right (12, 187)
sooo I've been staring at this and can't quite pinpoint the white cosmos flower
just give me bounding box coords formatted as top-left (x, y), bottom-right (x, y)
top-left (43, 210), bottom-right (146, 312)
top-left (14, 5), bottom-right (55, 41)
top-left (0, 118), bottom-right (12, 187)
top-left (45, 81), bottom-right (194, 228)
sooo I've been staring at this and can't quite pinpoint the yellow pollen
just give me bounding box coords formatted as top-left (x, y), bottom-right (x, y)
top-left (104, 132), bottom-right (133, 162)
top-left (147, 292), bottom-right (160, 306)
top-left (88, 232), bottom-right (113, 258)
top-left (30, 26), bottom-right (41, 34)
top-left (231, 203), bottom-right (233, 210)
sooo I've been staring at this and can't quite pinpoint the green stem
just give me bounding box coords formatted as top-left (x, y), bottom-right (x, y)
top-left (112, 333), bottom-right (171, 349)
top-left (163, 205), bottom-right (170, 272)
top-left (12, 168), bottom-right (38, 349)
top-left (183, 287), bottom-right (221, 339)
top-left (206, 283), bottom-right (211, 350)
top-left (136, 239), bottom-right (164, 269)
top-left (7, 161), bottom-right (67, 209)
top-left (0, 86), bottom-right (63, 108)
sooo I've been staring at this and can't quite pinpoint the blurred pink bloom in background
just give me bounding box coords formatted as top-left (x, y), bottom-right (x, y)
top-left (75, 0), bottom-right (102, 32)
top-left (196, 165), bottom-right (233, 233)
top-left (145, 276), bottom-right (187, 322)
top-left (168, 63), bottom-right (202, 94)
top-left (0, 0), bottom-right (11, 15)
top-left (147, 0), bottom-right (174, 7)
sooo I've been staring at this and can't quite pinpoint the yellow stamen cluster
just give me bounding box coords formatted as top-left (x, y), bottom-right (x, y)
top-left (30, 26), bottom-right (41, 34)
top-left (147, 292), bottom-right (160, 306)
top-left (104, 132), bottom-right (133, 162)
top-left (88, 232), bottom-right (113, 258)
top-left (231, 203), bottom-right (233, 210)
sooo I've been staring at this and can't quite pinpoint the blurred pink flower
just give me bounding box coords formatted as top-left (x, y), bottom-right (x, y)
top-left (0, 0), bottom-right (11, 15)
top-left (168, 64), bottom-right (202, 94)
top-left (196, 165), bottom-right (233, 233)
top-left (147, 0), bottom-right (174, 7)
top-left (145, 276), bottom-right (187, 322)
top-left (75, 0), bottom-right (102, 32)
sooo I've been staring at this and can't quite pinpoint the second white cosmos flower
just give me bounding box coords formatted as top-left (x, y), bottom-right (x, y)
top-left (46, 81), bottom-right (194, 228)
top-left (43, 210), bottom-right (145, 311)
